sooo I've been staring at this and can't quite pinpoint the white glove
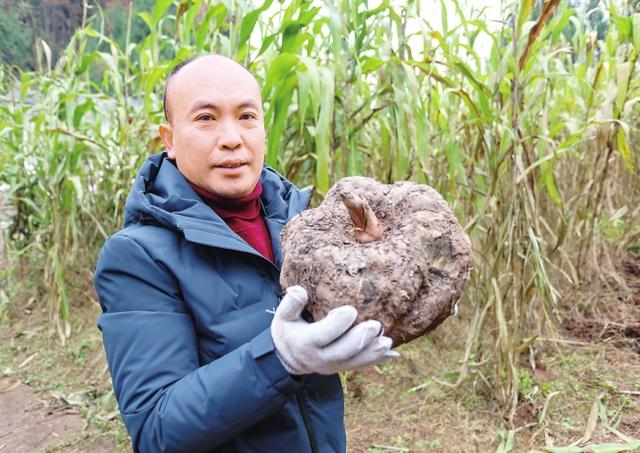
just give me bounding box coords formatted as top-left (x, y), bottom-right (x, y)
top-left (271, 285), bottom-right (400, 375)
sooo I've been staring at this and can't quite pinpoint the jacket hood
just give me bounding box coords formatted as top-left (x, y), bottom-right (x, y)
top-left (122, 153), bottom-right (312, 261)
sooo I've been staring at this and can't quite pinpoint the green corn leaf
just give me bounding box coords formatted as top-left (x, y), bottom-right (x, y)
top-left (517, 0), bottom-right (534, 38)
top-left (196, 4), bottom-right (228, 48)
top-left (263, 53), bottom-right (300, 98)
top-left (83, 26), bottom-right (102, 38)
top-left (239, 0), bottom-right (274, 52)
top-left (314, 68), bottom-right (334, 195)
top-left (611, 8), bottom-right (631, 42)
top-left (360, 56), bottom-right (385, 74)
top-left (258, 34), bottom-right (278, 57)
top-left (439, 0), bottom-right (448, 34)
top-left (137, 11), bottom-right (154, 33)
top-left (19, 72), bottom-right (32, 101)
top-left (151, 0), bottom-right (173, 25)
top-left (616, 127), bottom-right (635, 173)
top-left (299, 5), bottom-right (321, 24)
top-left (296, 67), bottom-right (312, 132)
top-left (282, 0), bottom-right (301, 24)
top-left (184, 0), bottom-right (203, 26)
top-left (615, 61), bottom-right (631, 113)
top-left (68, 175), bottom-right (84, 203)
top-left (451, 59), bottom-right (489, 95)
top-left (281, 21), bottom-right (306, 53)
top-left (541, 160), bottom-right (561, 205)
top-left (632, 13), bottom-right (640, 52)
top-left (266, 74), bottom-right (297, 167)
top-left (551, 5), bottom-right (575, 43)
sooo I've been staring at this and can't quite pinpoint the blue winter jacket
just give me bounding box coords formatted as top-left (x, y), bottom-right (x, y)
top-left (94, 153), bottom-right (346, 453)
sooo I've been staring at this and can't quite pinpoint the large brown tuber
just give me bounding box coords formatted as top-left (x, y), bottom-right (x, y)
top-left (280, 177), bottom-right (471, 346)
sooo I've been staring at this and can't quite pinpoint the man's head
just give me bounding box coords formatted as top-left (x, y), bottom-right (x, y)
top-left (159, 55), bottom-right (266, 199)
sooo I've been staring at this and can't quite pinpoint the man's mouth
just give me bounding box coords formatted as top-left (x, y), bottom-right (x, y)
top-left (215, 161), bottom-right (246, 169)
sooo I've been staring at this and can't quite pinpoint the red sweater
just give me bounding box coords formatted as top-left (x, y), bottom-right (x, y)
top-left (189, 182), bottom-right (275, 263)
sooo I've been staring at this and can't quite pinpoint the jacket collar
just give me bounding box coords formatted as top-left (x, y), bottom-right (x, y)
top-left (123, 152), bottom-right (312, 268)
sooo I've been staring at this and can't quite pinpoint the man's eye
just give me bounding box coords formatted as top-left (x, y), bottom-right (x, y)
top-left (197, 114), bottom-right (216, 121)
top-left (240, 112), bottom-right (257, 120)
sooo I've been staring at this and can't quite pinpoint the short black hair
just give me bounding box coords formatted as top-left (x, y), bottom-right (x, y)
top-left (163, 57), bottom-right (195, 123)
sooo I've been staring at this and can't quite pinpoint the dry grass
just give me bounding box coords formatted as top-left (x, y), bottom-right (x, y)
top-left (0, 252), bottom-right (638, 452)
top-left (342, 252), bottom-right (640, 452)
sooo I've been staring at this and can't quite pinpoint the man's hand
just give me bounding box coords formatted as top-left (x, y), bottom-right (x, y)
top-left (271, 286), bottom-right (400, 375)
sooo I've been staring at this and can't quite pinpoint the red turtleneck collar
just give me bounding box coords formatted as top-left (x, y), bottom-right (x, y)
top-left (189, 181), bottom-right (275, 263)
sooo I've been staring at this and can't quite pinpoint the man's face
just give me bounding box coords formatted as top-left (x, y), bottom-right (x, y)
top-left (160, 56), bottom-right (266, 199)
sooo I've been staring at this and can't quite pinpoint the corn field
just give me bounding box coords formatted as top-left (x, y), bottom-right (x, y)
top-left (0, 0), bottom-right (639, 418)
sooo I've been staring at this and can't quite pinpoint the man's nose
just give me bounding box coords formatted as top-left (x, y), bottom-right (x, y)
top-left (218, 121), bottom-right (242, 150)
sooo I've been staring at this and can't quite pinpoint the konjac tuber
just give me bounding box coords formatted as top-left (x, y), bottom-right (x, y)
top-left (280, 176), bottom-right (471, 346)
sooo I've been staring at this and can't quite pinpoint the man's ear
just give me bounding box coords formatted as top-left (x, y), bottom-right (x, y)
top-left (159, 124), bottom-right (175, 159)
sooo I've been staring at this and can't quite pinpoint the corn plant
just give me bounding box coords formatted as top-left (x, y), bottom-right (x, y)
top-left (0, 0), bottom-right (638, 410)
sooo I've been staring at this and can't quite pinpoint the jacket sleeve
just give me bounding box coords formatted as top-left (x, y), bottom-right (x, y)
top-left (94, 234), bottom-right (301, 453)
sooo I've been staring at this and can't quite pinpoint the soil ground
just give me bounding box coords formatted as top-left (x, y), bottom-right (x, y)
top-left (0, 378), bottom-right (116, 452)
top-left (0, 253), bottom-right (638, 452)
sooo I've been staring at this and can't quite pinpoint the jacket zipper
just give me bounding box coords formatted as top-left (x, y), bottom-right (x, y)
top-left (295, 391), bottom-right (318, 453)
top-left (262, 190), bottom-right (317, 452)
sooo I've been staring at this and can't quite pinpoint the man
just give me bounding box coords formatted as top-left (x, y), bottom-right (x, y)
top-left (94, 55), bottom-right (398, 453)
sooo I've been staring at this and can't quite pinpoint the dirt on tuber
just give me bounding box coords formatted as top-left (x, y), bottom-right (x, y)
top-left (280, 176), bottom-right (471, 346)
